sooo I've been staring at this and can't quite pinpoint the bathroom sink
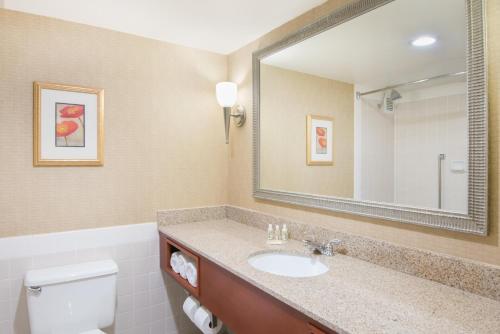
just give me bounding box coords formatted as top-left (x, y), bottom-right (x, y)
top-left (247, 252), bottom-right (328, 278)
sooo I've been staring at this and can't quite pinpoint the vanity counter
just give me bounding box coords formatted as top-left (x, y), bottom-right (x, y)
top-left (159, 219), bottom-right (500, 334)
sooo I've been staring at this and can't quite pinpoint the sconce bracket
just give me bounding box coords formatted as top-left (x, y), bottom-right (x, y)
top-left (231, 105), bottom-right (246, 127)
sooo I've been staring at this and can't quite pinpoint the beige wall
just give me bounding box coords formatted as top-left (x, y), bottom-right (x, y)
top-left (260, 64), bottom-right (354, 197)
top-left (0, 9), bottom-right (228, 237)
top-left (227, 0), bottom-right (500, 266)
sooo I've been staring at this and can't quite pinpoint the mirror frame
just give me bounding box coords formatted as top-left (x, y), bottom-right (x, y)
top-left (252, 0), bottom-right (488, 235)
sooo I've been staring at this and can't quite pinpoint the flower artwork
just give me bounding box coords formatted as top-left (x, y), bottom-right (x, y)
top-left (55, 104), bottom-right (85, 147)
top-left (33, 82), bottom-right (103, 166)
top-left (306, 115), bottom-right (333, 166)
top-left (315, 127), bottom-right (327, 154)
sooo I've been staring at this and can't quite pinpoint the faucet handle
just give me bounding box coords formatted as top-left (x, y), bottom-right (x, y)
top-left (303, 239), bottom-right (321, 253)
top-left (328, 239), bottom-right (342, 246)
top-left (322, 239), bottom-right (342, 256)
top-left (302, 239), bottom-right (314, 249)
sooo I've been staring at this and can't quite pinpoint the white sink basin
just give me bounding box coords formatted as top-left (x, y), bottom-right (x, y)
top-left (248, 252), bottom-right (328, 278)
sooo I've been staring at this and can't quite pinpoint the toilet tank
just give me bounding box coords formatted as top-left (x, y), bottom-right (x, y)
top-left (24, 260), bottom-right (118, 334)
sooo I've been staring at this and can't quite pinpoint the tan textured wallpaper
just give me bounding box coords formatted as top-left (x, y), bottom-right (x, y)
top-left (260, 64), bottom-right (354, 197)
top-left (227, 0), bottom-right (500, 266)
top-left (0, 9), bottom-right (228, 237)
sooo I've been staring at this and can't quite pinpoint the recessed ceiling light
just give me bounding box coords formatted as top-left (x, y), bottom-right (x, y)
top-left (411, 36), bottom-right (437, 47)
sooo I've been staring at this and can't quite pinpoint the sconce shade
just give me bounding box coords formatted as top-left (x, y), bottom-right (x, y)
top-left (216, 82), bottom-right (237, 107)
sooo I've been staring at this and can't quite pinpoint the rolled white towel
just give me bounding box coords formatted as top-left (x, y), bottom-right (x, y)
top-left (185, 261), bottom-right (198, 287)
top-left (177, 254), bottom-right (188, 278)
top-left (170, 251), bottom-right (180, 273)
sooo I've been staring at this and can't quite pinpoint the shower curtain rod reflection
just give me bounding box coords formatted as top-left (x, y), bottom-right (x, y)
top-left (356, 71), bottom-right (466, 99)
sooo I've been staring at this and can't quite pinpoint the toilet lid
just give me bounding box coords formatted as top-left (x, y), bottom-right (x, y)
top-left (80, 330), bottom-right (105, 334)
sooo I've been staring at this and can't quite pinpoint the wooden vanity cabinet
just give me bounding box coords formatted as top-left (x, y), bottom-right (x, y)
top-left (159, 233), bottom-right (336, 334)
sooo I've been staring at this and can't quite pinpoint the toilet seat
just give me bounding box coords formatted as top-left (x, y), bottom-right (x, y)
top-left (80, 330), bottom-right (105, 334)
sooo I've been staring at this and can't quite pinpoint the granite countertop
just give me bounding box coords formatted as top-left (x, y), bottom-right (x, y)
top-left (159, 219), bottom-right (500, 334)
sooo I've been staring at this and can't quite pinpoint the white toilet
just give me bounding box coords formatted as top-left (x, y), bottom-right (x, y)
top-left (24, 260), bottom-right (118, 334)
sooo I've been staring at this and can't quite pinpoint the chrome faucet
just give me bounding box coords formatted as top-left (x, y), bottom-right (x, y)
top-left (303, 239), bottom-right (342, 256)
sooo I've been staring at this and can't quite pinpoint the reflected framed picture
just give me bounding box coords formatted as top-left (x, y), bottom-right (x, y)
top-left (33, 82), bottom-right (104, 166)
top-left (306, 115), bottom-right (333, 166)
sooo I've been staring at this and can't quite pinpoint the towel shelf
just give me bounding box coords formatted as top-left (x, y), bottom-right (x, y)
top-left (159, 233), bottom-right (200, 298)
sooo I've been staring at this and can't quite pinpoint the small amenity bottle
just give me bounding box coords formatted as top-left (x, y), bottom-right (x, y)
top-left (281, 224), bottom-right (288, 241)
top-left (267, 224), bottom-right (274, 240)
top-left (275, 225), bottom-right (281, 240)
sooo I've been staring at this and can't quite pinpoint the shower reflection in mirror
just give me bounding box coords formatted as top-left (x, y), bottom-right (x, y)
top-left (354, 71), bottom-right (467, 213)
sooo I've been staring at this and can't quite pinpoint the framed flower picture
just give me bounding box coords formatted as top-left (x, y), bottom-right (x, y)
top-left (33, 82), bottom-right (104, 166)
top-left (306, 115), bottom-right (333, 166)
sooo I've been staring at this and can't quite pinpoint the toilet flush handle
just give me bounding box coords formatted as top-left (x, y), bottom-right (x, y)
top-left (27, 286), bottom-right (42, 295)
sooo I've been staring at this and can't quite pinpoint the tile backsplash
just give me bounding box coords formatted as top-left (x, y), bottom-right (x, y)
top-left (0, 223), bottom-right (200, 334)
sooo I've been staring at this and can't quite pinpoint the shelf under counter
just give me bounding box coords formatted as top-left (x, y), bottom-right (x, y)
top-left (159, 234), bottom-right (200, 298)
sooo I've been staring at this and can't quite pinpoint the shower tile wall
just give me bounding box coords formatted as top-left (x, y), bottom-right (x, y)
top-left (394, 93), bottom-right (468, 212)
top-left (0, 223), bottom-right (200, 334)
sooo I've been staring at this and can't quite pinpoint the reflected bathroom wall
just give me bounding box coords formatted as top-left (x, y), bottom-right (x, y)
top-left (260, 64), bottom-right (354, 197)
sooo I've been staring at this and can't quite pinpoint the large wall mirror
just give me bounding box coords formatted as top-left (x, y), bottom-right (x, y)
top-left (253, 0), bottom-right (488, 235)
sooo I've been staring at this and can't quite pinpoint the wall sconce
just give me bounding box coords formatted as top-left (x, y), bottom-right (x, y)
top-left (216, 82), bottom-right (246, 144)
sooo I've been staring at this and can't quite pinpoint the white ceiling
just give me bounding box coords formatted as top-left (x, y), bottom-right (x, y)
top-left (262, 0), bottom-right (466, 90)
top-left (1, 0), bottom-right (326, 54)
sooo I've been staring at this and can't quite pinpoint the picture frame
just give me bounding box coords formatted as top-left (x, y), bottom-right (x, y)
top-left (33, 82), bottom-right (104, 166)
top-left (306, 115), bottom-right (333, 166)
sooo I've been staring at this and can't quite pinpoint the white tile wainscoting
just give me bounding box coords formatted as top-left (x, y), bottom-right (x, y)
top-left (0, 223), bottom-right (200, 334)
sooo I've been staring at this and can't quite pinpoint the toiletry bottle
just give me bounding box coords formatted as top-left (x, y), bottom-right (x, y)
top-left (267, 224), bottom-right (274, 240)
top-left (281, 224), bottom-right (288, 241)
top-left (275, 225), bottom-right (281, 240)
